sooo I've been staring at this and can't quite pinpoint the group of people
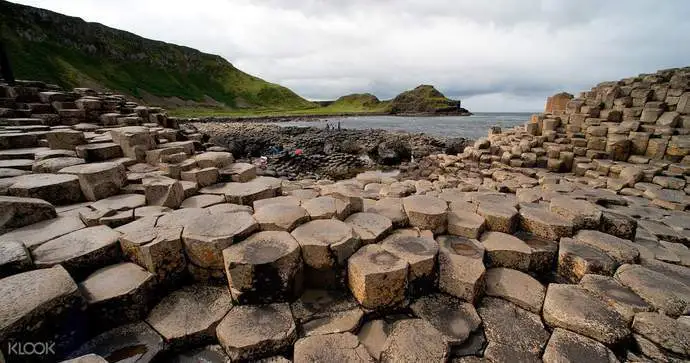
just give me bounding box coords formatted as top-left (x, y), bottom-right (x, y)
top-left (324, 121), bottom-right (342, 131)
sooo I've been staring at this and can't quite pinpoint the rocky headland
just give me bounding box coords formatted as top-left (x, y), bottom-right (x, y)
top-left (0, 65), bottom-right (689, 363)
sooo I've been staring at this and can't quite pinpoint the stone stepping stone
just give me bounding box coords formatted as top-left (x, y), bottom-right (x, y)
top-left (8, 173), bottom-right (83, 205)
top-left (220, 162), bottom-right (256, 182)
top-left (642, 258), bottom-right (690, 287)
top-left (543, 284), bottom-right (630, 345)
top-left (363, 197), bottom-right (408, 227)
top-left (61, 354), bottom-right (108, 363)
top-left (253, 204), bottom-right (310, 232)
top-left (32, 225), bottom-right (122, 281)
top-left (75, 142), bottom-right (123, 162)
top-left (117, 217), bottom-right (186, 282)
top-left (345, 212), bottom-right (393, 244)
top-left (183, 212), bottom-right (258, 270)
top-left (0, 265), bottom-right (85, 358)
top-left (357, 319), bottom-right (391, 360)
top-left (447, 209), bottom-right (485, 239)
top-left (0, 133), bottom-right (38, 150)
top-left (558, 237), bottom-right (616, 283)
top-left (146, 284), bottom-right (233, 348)
top-left (518, 205), bottom-right (573, 240)
top-left (579, 274), bottom-right (653, 323)
top-left (46, 130), bottom-right (86, 150)
top-left (32, 157), bottom-right (85, 173)
top-left (0, 215), bottom-right (85, 250)
top-left (0, 158), bottom-right (33, 171)
top-left (294, 332), bottom-right (374, 363)
top-left (291, 289), bottom-right (364, 337)
top-left (100, 210), bottom-right (135, 228)
top-left (291, 219), bottom-right (360, 289)
top-left (90, 193), bottom-right (146, 212)
top-left (59, 162), bottom-right (127, 201)
top-left (286, 188), bottom-right (319, 202)
top-left (477, 297), bottom-right (550, 363)
top-left (67, 322), bottom-right (164, 363)
top-left (216, 303), bottom-right (296, 361)
top-left (206, 203), bottom-right (253, 215)
top-left (614, 264), bottom-right (690, 317)
top-left (380, 319), bottom-right (448, 363)
top-left (410, 293), bottom-right (481, 345)
top-left (480, 231), bottom-right (532, 271)
top-left (632, 312), bottom-right (690, 357)
top-left (79, 262), bottom-right (155, 329)
top-left (402, 195), bottom-right (448, 234)
top-left (0, 167), bottom-right (30, 179)
top-left (200, 180), bottom-right (275, 205)
top-left (0, 195), bottom-right (57, 234)
top-left (476, 202), bottom-right (517, 233)
top-left (194, 151), bottom-right (234, 169)
top-left (180, 194), bottom-right (225, 209)
top-left (223, 231), bottom-right (302, 304)
top-left (347, 244), bottom-right (407, 309)
top-left (574, 230), bottom-right (639, 264)
top-left (549, 195), bottom-right (602, 230)
top-left (302, 196), bottom-right (351, 220)
top-left (381, 232), bottom-right (439, 296)
top-left (542, 328), bottom-right (618, 363)
top-left (181, 167), bottom-right (219, 187)
top-left (437, 235), bottom-right (485, 303)
top-left (600, 210), bottom-right (637, 240)
top-left (36, 149), bottom-right (78, 162)
top-left (485, 267), bottom-right (545, 314)
top-left (515, 231), bottom-right (558, 274)
top-left (157, 207), bottom-right (210, 227)
top-left (0, 240), bottom-right (32, 278)
top-left (143, 176), bottom-right (185, 209)
top-left (321, 182), bottom-right (365, 213)
top-left (0, 147), bottom-right (50, 160)
top-left (253, 196), bottom-right (301, 209)
top-left (638, 219), bottom-right (685, 244)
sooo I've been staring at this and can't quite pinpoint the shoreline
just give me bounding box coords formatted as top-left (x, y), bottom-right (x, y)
top-left (173, 111), bottom-right (473, 124)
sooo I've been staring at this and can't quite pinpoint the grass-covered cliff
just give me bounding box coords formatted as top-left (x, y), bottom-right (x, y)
top-left (388, 85), bottom-right (469, 115)
top-left (0, 0), bottom-right (315, 110)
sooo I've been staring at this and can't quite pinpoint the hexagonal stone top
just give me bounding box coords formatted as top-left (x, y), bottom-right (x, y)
top-left (90, 194), bottom-right (146, 212)
top-left (59, 161), bottom-right (123, 175)
top-left (291, 219), bottom-right (360, 268)
top-left (79, 262), bottom-right (154, 304)
top-left (253, 204), bottom-right (310, 232)
top-left (0, 265), bottom-right (78, 334)
top-left (0, 215), bottom-right (85, 250)
top-left (223, 231), bottom-right (300, 266)
top-left (182, 212), bottom-right (259, 268)
top-left (436, 235), bottom-right (485, 259)
top-left (381, 233), bottom-right (439, 268)
top-left (345, 212), bottom-right (393, 244)
top-left (347, 244), bottom-right (407, 283)
top-left (32, 225), bottom-right (120, 266)
top-left (146, 284), bottom-right (233, 342)
top-left (410, 293), bottom-right (481, 345)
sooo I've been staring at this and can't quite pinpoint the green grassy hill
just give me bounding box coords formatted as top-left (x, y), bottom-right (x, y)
top-left (320, 93), bottom-right (389, 113)
top-left (0, 0), bottom-right (315, 110)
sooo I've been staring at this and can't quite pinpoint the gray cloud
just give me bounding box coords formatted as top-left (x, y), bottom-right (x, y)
top-left (12, 0), bottom-right (690, 111)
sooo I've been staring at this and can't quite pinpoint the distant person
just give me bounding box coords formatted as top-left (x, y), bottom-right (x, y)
top-left (338, 121), bottom-right (341, 130)
top-left (0, 41), bottom-right (15, 85)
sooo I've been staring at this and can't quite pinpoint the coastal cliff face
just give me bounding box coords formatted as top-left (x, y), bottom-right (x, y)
top-left (0, 0), bottom-right (314, 110)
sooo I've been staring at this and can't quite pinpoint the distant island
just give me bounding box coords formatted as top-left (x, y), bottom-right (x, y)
top-left (0, 0), bottom-right (470, 118)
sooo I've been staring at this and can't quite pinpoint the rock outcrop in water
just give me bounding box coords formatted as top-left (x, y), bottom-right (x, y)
top-left (389, 85), bottom-right (471, 115)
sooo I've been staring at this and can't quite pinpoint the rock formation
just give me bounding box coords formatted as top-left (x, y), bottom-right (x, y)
top-left (0, 67), bottom-right (689, 363)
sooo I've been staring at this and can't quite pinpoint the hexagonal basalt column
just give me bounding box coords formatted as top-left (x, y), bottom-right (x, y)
top-left (253, 204), bottom-right (310, 232)
top-left (302, 196), bottom-right (351, 220)
top-left (79, 262), bottom-right (156, 331)
top-left (345, 212), bottom-right (393, 244)
top-left (216, 303), bottom-right (296, 361)
top-left (347, 244), bottom-right (408, 310)
top-left (118, 218), bottom-right (187, 286)
top-left (402, 195), bottom-right (448, 234)
top-left (223, 231), bottom-right (303, 304)
top-left (291, 219), bottom-right (360, 288)
top-left (480, 231), bottom-right (532, 271)
top-left (381, 232), bottom-right (439, 297)
top-left (436, 235), bottom-right (486, 303)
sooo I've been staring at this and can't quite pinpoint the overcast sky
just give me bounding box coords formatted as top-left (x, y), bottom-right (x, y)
top-left (12, 0), bottom-right (690, 111)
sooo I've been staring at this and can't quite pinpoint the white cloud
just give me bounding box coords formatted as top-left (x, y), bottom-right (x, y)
top-left (11, 0), bottom-right (690, 111)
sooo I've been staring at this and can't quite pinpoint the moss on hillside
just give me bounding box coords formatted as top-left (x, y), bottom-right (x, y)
top-left (389, 85), bottom-right (467, 114)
